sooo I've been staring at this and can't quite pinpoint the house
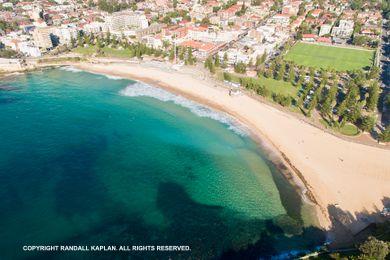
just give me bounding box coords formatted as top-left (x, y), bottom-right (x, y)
top-left (310, 9), bottom-right (322, 18)
top-left (302, 34), bottom-right (317, 42)
top-left (316, 36), bottom-right (331, 44)
top-left (218, 5), bottom-right (241, 20)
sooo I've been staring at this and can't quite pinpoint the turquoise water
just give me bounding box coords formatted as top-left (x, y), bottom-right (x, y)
top-left (0, 68), bottom-right (325, 259)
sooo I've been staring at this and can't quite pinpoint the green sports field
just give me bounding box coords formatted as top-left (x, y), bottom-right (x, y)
top-left (284, 42), bottom-right (374, 71)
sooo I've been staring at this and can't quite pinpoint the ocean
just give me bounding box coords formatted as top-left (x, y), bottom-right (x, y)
top-left (0, 68), bottom-right (325, 259)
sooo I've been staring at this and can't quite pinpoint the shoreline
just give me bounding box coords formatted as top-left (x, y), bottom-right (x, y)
top-left (71, 60), bottom-right (390, 231)
top-left (72, 63), bottom-right (321, 225)
top-left (2, 60), bottom-right (390, 237)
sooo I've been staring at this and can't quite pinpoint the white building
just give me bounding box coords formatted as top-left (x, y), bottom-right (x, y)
top-left (54, 26), bottom-right (78, 45)
top-left (106, 11), bottom-right (148, 32)
top-left (218, 49), bottom-right (253, 65)
top-left (19, 42), bottom-right (41, 57)
top-left (84, 22), bottom-right (108, 34)
top-left (331, 20), bottom-right (354, 39)
top-left (268, 14), bottom-right (290, 26)
top-left (319, 24), bottom-right (332, 36)
top-left (144, 35), bottom-right (163, 49)
top-left (32, 27), bottom-right (53, 50)
top-left (187, 27), bottom-right (239, 43)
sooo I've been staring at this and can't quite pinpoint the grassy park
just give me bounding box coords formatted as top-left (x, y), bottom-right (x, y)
top-left (253, 75), bottom-right (298, 97)
top-left (219, 72), bottom-right (299, 98)
top-left (320, 119), bottom-right (360, 136)
top-left (284, 42), bottom-right (374, 71)
top-left (74, 46), bottom-right (133, 58)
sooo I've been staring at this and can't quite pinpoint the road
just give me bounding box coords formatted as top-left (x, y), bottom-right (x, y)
top-left (379, 19), bottom-right (390, 127)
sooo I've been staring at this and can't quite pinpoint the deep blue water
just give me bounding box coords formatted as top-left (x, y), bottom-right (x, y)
top-left (0, 68), bottom-right (325, 259)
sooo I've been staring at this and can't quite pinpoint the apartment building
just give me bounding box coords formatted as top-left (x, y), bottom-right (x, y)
top-left (106, 11), bottom-right (148, 32)
top-left (32, 27), bottom-right (53, 50)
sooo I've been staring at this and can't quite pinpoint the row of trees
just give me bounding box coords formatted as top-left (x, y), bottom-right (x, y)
top-left (96, 0), bottom-right (133, 13)
top-left (206, 50), bottom-right (381, 133)
top-left (71, 31), bottom-right (196, 65)
top-left (253, 53), bottom-right (382, 133)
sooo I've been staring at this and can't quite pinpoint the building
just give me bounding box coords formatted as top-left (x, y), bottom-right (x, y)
top-left (136, 23), bottom-right (163, 39)
top-left (331, 19), bottom-right (354, 39)
top-left (106, 11), bottom-right (148, 32)
top-left (53, 26), bottom-right (78, 45)
top-left (32, 27), bottom-right (53, 50)
top-left (316, 36), bottom-right (331, 44)
top-left (83, 22), bottom-right (107, 34)
top-left (302, 34), bottom-right (317, 42)
top-left (217, 49), bottom-right (252, 64)
top-left (319, 24), bottom-right (332, 36)
top-left (268, 14), bottom-right (290, 26)
top-left (19, 42), bottom-right (41, 57)
top-left (179, 40), bottom-right (220, 60)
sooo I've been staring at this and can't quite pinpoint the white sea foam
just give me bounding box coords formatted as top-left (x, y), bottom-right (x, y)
top-left (60, 66), bottom-right (123, 80)
top-left (120, 82), bottom-right (248, 136)
top-left (60, 66), bottom-right (82, 73)
top-left (103, 74), bottom-right (123, 80)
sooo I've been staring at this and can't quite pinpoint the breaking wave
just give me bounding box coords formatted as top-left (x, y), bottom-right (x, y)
top-left (60, 66), bottom-right (82, 73)
top-left (60, 66), bottom-right (123, 80)
top-left (120, 82), bottom-right (248, 136)
top-left (103, 75), bottom-right (123, 80)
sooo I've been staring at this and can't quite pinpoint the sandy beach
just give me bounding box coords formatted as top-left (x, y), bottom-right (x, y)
top-left (71, 60), bottom-right (390, 231)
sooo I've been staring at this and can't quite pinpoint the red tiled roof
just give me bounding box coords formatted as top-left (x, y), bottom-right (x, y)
top-left (179, 40), bottom-right (217, 52)
top-left (302, 34), bottom-right (317, 38)
top-left (316, 37), bottom-right (331, 43)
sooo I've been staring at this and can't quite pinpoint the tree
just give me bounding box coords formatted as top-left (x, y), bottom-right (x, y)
top-left (187, 47), bottom-right (194, 65)
top-left (214, 55), bottom-right (220, 67)
top-left (169, 47), bottom-right (175, 61)
top-left (223, 72), bottom-right (232, 81)
top-left (367, 66), bottom-right (380, 80)
top-left (366, 82), bottom-right (379, 111)
top-left (358, 236), bottom-right (389, 259)
top-left (275, 62), bottom-right (285, 80)
top-left (272, 93), bottom-right (292, 107)
top-left (77, 31), bottom-right (84, 46)
top-left (223, 52), bottom-right (228, 65)
top-left (307, 96), bottom-right (317, 115)
top-left (204, 57), bottom-right (212, 69)
top-left (255, 55), bottom-right (262, 68)
top-left (320, 85), bottom-right (337, 117)
top-left (297, 2), bottom-right (305, 15)
top-left (70, 36), bottom-right (76, 48)
top-left (357, 115), bottom-right (376, 132)
top-left (259, 51), bottom-right (267, 66)
top-left (234, 62), bottom-right (247, 74)
top-left (179, 47), bottom-right (185, 60)
top-left (235, 2), bottom-right (246, 16)
top-left (209, 63), bottom-right (216, 74)
top-left (350, 0), bottom-right (363, 10)
top-left (379, 126), bottom-right (390, 143)
top-left (288, 65), bottom-right (295, 83)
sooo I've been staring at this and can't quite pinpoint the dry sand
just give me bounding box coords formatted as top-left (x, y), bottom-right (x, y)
top-left (74, 60), bottom-right (390, 229)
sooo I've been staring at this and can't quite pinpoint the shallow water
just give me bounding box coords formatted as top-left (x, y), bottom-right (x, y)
top-left (0, 68), bottom-right (325, 259)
